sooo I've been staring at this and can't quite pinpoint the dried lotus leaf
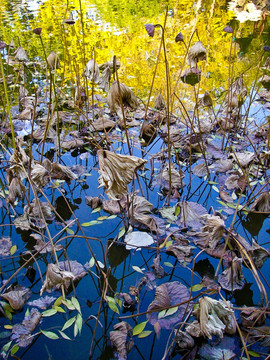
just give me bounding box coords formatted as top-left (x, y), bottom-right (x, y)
top-left (250, 192), bottom-right (270, 213)
top-left (98, 64), bottom-right (111, 91)
top-left (8, 177), bottom-right (26, 203)
top-left (218, 257), bottom-right (245, 291)
top-left (97, 150), bottom-right (147, 200)
top-left (154, 93), bottom-right (165, 110)
top-left (195, 296), bottom-right (236, 339)
top-left (31, 163), bottom-right (50, 187)
top-left (51, 163), bottom-right (77, 181)
top-left (107, 81), bottom-right (139, 116)
top-left (110, 322), bottom-right (134, 360)
top-left (83, 59), bottom-right (100, 83)
top-left (188, 41), bottom-right (207, 67)
top-left (47, 51), bottom-right (60, 69)
top-left (1, 285), bottom-right (31, 310)
top-left (40, 263), bottom-right (75, 295)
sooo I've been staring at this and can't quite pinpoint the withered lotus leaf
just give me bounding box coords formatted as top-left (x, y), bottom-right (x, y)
top-left (181, 67), bottom-right (202, 86)
top-left (250, 191), bottom-right (270, 213)
top-left (218, 257), bottom-right (245, 292)
top-left (83, 59), bottom-right (100, 83)
top-left (188, 41), bottom-right (207, 67)
top-left (31, 163), bottom-right (50, 187)
top-left (14, 46), bottom-right (28, 61)
top-left (8, 177), bottom-right (26, 204)
top-left (11, 308), bottom-right (41, 347)
top-left (240, 307), bottom-right (266, 328)
top-left (110, 321), bottom-right (134, 360)
top-left (151, 254), bottom-right (165, 278)
top-left (98, 64), bottom-right (111, 91)
top-left (178, 201), bottom-right (207, 230)
top-left (40, 263), bottom-right (75, 295)
top-left (128, 195), bottom-right (158, 232)
top-left (107, 81), bottom-right (139, 117)
top-left (191, 214), bottom-right (225, 249)
top-left (166, 240), bottom-right (194, 264)
top-left (47, 51), bottom-right (60, 69)
top-left (174, 330), bottom-right (194, 349)
top-left (154, 93), bottom-right (165, 110)
top-left (1, 285), bottom-right (31, 311)
top-left (198, 343), bottom-right (235, 360)
top-left (0, 237), bottom-right (12, 256)
top-left (97, 150), bottom-right (147, 200)
top-left (28, 295), bottom-right (56, 309)
top-left (147, 281), bottom-right (190, 329)
top-left (195, 296), bottom-right (236, 339)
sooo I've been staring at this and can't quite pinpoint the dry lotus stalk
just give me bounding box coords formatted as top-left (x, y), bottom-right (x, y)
top-left (83, 59), bottom-right (100, 83)
top-left (47, 51), bottom-right (60, 69)
top-left (195, 296), bottom-right (236, 339)
top-left (107, 81), bottom-right (139, 117)
top-left (188, 41), bottom-right (207, 67)
top-left (40, 263), bottom-right (75, 295)
top-left (97, 150), bottom-right (147, 200)
top-left (1, 285), bottom-right (31, 311)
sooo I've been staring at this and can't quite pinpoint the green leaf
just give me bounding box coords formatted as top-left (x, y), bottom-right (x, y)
top-left (71, 297), bottom-right (81, 314)
top-left (62, 299), bottom-right (75, 310)
top-left (75, 314), bottom-right (83, 335)
top-left (88, 257), bottom-right (95, 268)
top-left (42, 309), bottom-right (57, 317)
top-left (74, 322), bottom-right (79, 337)
top-left (97, 216), bottom-right (108, 221)
top-left (118, 227), bottom-right (126, 239)
top-left (24, 307), bottom-right (30, 317)
top-left (92, 207), bottom-right (101, 213)
top-left (66, 228), bottom-right (74, 235)
top-left (132, 265), bottom-right (144, 274)
top-left (165, 240), bottom-right (173, 247)
top-left (1, 340), bottom-right (12, 352)
top-left (158, 306), bottom-right (178, 319)
top-left (133, 320), bottom-right (148, 335)
top-left (164, 262), bottom-right (174, 267)
top-left (190, 283), bottom-right (204, 292)
top-left (62, 316), bottom-right (76, 331)
top-left (175, 206), bottom-right (180, 217)
top-left (248, 350), bottom-right (261, 358)
top-left (10, 245), bottom-right (17, 255)
top-left (212, 185), bottom-right (219, 193)
top-left (108, 301), bottom-right (119, 314)
top-left (54, 296), bottom-right (63, 307)
top-left (138, 330), bottom-right (152, 338)
top-left (81, 220), bottom-right (101, 227)
top-left (107, 214), bottom-right (117, 220)
top-left (54, 306), bottom-right (65, 313)
top-left (40, 330), bottom-right (59, 340)
top-left (10, 345), bottom-right (19, 355)
top-left (58, 330), bottom-right (72, 340)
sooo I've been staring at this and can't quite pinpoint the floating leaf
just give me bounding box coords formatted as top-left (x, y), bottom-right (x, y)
top-left (81, 220), bottom-right (101, 227)
top-left (164, 262), bottom-right (174, 267)
top-left (58, 330), bottom-right (72, 340)
top-left (71, 297), bottom-right (81, 314)
top-left (138, 330), bottom-right (152, 338)
top-left (132, 265), bottom-right (144, 274)
top-left (10, 345), bottom-right (19, 355)
top-left (108, 301), bottom-right (120, 314)
top-left (9, 245), bottom-right (17, 255)
top-left (62, 316), bottom-right (76, 331)
top-left (133, 321), bottom-right (148, 335)
top-left (190, 283), bottom-right (204, 292)
top-left (42, 308), bottom-right (57, 317)
top-left (88, 257), bottom-right (95, 268)
top-left (40, 330), bottom-right (59, 340)
top-left (158, 306), bottom-right (179, 319)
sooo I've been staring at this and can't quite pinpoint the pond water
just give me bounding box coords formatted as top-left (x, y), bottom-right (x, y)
top-left (0, 0), bottom-right (270, 359)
